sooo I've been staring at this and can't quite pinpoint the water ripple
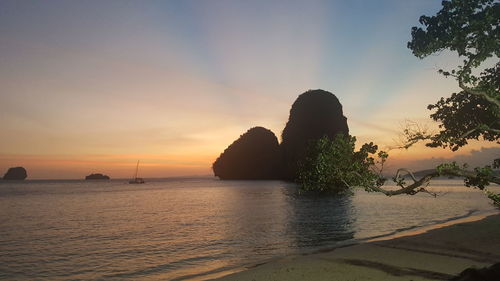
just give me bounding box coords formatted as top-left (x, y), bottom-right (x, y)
top-left (0, 178), bottom-right (497, 280)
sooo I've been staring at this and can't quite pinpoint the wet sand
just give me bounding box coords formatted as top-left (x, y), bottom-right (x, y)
top-left (210, 213), bottom-right (500, 281)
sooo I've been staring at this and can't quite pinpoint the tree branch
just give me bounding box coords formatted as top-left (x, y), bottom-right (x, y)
top-left (458, 125), bottom-right (500, 140)
top-left (366, 168), bottom-right (500, 197)
top-left (368, 172), bottom-right (438, 196)
top-left (394, 120), bottom-right (499, 152)
top-left (457, 54), bottom-right (500, 108)
top-left (394, 168), bottom-right (418, 183)
top-left (440, 168), bottom-right (500, 185)
top-left (458, 81), bottom-right (500, 108)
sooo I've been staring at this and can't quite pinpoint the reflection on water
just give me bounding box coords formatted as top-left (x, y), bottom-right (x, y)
top-left (0, 178), bottom-right (497, 280)
top-left (285, 191), bottom-right (355, 249)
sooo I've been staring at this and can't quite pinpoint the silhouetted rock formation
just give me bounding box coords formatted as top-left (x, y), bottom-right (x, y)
top-left (3, 167), bottom-right (28, 180)
top-left (212, 89), bottom-right (349, 181)
top-left (85, 173), bottom-right (110, 180)
top-left (281, 89), bottom-right (349, 180)
top-left (213, 127), bottom-right (280, 179)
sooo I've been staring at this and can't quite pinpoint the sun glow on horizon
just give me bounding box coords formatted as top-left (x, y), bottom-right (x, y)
top-left (1, 1), bottom-right (497, 179)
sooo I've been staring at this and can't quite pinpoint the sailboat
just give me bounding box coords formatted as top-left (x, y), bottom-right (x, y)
top-left (129, 160), bottom-right (145, 184)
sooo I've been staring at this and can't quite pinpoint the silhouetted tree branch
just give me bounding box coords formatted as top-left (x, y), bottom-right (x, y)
top-left (299, 1), bottom-right (499, 206)
top-left (298, 135), bottom-right (499, 205)
top-left (407, 0), bottom-right (499, 151)
top-left (366, 164), bottom-right (500, 198)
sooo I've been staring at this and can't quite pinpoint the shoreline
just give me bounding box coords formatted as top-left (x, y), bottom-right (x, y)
top-left (365, 210), bottom-right (499, 243)
top-left (203, 211), bottom-right (500, 281)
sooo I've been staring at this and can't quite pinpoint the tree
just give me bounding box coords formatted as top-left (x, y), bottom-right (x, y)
top-left (298, 134), bottom-right (499, 205)
top-left (299, 0), bottom-right (500, 206)
top-left (406, 0), bottom-right (499, 149)
top-left (403, 0), bottom-right (499, 204)
top-left (297, 135), bottom-right (385, 194)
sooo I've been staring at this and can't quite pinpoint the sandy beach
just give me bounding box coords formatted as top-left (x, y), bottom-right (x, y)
top-left (211, 213), bottom-right (500, 281)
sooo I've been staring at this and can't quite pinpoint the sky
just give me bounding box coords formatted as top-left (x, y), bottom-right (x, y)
top-left (0, 0), bottom-right (498, 179)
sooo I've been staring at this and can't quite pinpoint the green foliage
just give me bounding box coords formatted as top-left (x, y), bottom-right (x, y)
top-left (408, 0), bottom-right (499, 151)
top-left (436, 161), bottom-right (497, 190)
top-left (464, 165), bottom-right (495, 190)
top-left (436, 162), bottom-right (461, 175)
top-left (408, 0), bottom-right (499, 61)
top-left (404, 0), bottom-right (500, 207)
top-left (486, 190), bottom-right (500, 207)
top-left (427, 90), bottom-right (499, 151)
top-left (297, 0), bottom-right (500, 203)
top-left (297, 135), bottom-right (387, 194)
top-left (494, 158), bottom-right (500, 169)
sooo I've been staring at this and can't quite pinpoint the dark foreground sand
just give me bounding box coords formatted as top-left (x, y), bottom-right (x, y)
top-left (210, 213), bottom-right (500, 281)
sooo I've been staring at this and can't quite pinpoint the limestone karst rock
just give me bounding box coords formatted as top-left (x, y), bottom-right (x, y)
top-left (3, 167), bottom-right (28, 180)
top-left (280, 89), bottom-right (349, 180)
top-left (85, 173), bottom-right (110, 180)
top-left (213, 127), bottom-right (280, 180)
top-left (212, 89), bottom-right (349, 181)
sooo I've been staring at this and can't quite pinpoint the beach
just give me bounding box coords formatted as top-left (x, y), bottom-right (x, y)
top-left (211, 213), bottom-right (500, 281)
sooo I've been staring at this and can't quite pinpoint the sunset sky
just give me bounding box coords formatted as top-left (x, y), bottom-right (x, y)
top-left (1, 0), bottom-right (498, 179)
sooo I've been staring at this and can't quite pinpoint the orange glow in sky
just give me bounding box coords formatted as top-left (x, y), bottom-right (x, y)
top-left (0, 1), bottom-right (497, 179)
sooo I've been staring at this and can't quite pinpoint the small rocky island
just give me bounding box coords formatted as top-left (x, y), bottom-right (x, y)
top-left (213, 89), bottom-right (349, 180)
top-left (85, 173), bottom-right (110, 180)
top-left (3, 167), bottom-right (28, 180)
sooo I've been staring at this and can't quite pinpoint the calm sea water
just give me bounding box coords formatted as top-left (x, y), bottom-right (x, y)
top-left (0, 178), bottom-right (498, 280)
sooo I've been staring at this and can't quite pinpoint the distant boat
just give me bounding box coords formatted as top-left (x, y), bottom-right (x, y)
top-left (129, 160), bottom-right (145, 184)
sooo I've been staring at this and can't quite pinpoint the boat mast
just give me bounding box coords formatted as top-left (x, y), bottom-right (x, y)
top-left (134, 160), bottom-right (140, 179)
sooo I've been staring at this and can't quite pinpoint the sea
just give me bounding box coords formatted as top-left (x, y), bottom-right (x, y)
top-left (0, 178), bottom-right (498, 280)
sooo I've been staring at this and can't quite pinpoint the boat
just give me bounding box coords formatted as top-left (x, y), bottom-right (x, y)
top-left (129, 160), bottom-right (145, 184)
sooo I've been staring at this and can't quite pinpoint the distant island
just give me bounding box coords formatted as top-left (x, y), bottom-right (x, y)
top-left (213, 89), bottom-right (349, 181)
top-left (3, 167), bottom-right (28, 180)
top-left (410, 169), bottom-right (500, 179)
top-left (85, 173), bottom-right (110, 180)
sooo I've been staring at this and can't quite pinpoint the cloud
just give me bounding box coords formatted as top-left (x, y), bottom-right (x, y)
top-left (387, 146), bottom-right (500, 173)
